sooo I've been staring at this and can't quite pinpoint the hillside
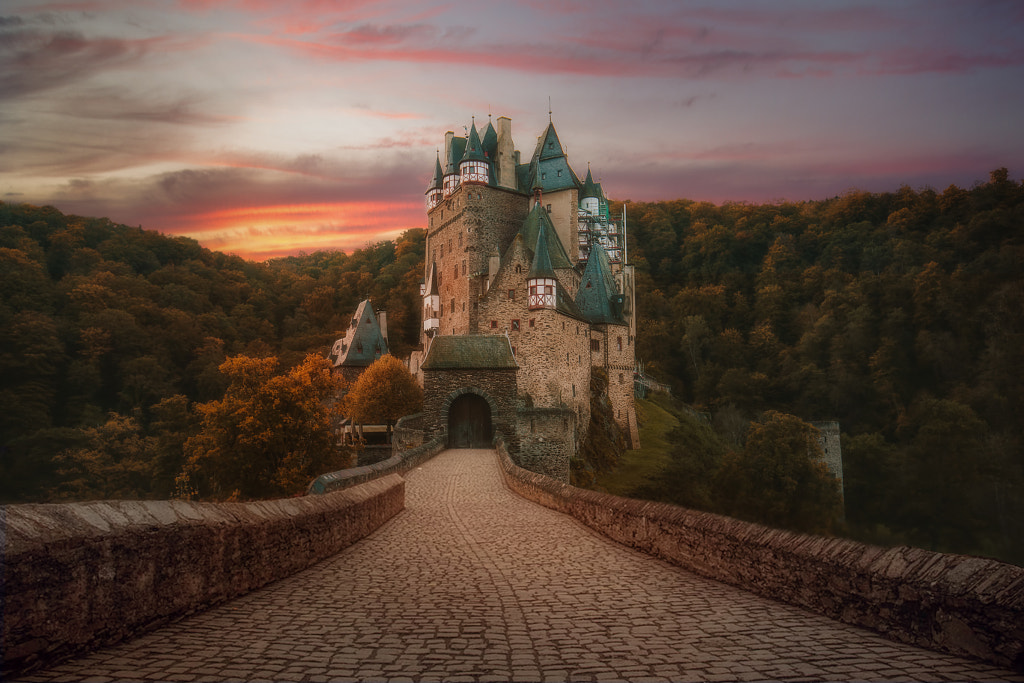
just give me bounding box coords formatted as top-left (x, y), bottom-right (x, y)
top-left (2, 168), bottom-right (1021, 563)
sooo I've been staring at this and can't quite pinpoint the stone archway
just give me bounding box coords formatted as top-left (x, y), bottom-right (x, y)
top-left (447, 392), bottom-right (493, 448)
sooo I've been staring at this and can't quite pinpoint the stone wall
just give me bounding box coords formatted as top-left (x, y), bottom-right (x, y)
top-left (422, 368), bottom-right (517, 446)
top-left (308, 433), bottom-right (446, 495)
top-left (494, 438), bottom-right (1024, 672)
top-left (515, 407), bottom-right (576, 482)
top-left (2, 476), bottom-right (405, 677)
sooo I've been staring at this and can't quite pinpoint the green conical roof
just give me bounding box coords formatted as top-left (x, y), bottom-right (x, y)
top-left (460, 120), bottom-right (488, 164)
top-left (519, 203), bottom-right (573, 270)
top-left (575, 243), bottom-right (625, 325)
top-left (528, 221), bottom-right (557, 280)
top-left (581, 166), bottom-right (601, 200)
top-left (482, 119), bottom-right (497, 159)
top-left (427, 153), bottom-right (443, 192)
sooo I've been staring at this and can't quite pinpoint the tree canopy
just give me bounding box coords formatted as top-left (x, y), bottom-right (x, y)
top-left (343, 354), bottom-right (423, 428)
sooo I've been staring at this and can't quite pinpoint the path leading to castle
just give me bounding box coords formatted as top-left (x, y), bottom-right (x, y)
top-left (20, 449), bottom-right (1021, 683)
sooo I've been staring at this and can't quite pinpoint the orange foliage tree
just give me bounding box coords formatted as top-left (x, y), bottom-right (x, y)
top-left (182, 353), bottom-right (347, 500)
top-left (342, 354), bottom-right (423, 440)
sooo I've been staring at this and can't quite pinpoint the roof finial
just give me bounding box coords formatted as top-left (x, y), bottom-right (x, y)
top-left (548, 96), bottom-right (552, 123)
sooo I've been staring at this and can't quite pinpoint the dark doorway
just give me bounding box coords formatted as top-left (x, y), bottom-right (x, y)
top-left (447, 393), bottom-right (493, 448)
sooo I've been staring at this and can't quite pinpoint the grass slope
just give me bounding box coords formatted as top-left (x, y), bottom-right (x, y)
top-left (593, 394), bottom-right (677, 496)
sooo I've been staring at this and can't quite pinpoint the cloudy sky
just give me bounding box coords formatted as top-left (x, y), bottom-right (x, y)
top-left (3, 1), bottom-right (1022, 260)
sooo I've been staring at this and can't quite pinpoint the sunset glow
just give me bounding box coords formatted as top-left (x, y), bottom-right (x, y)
top-left (2, 1), bottom-right (1021, 260)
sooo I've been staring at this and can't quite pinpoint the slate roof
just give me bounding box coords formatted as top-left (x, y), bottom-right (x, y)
top-left (426, 154), bottom-right (443, 192)
top-left (527, 221), bottom-right (557, 279)
top-left (581, 166), bottom-right (601, 200)
top-left (518, 203), bottom-right (574, 270)
top-left (331, 300), bottom-right (389, 368)
top-left (575, 243), bottom-right (625, 325)
top-left (460, 121), bottom-right (488, 164)
top-left (444, 136), bottom-right (467, 176)
top-left (421, 335), bottom-right (518, 370)
top-left (482, 119), bottom-right (497, 160)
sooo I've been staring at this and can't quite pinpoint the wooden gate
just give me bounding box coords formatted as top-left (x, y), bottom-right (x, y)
top-left (447, 393), bottom-right (493, 448)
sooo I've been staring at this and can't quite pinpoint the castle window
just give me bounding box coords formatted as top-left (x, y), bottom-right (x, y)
top-left (572, 384), bottom-right (576, 397)
top-left (511, 319), bottom-right (520, 331)
top-left (546, 204), bottom-right (552, 213)
top-left (562, 321), bottom-right (565, 330)
top-left (557, 169), bottom-right (562, 177)
top-left (512, 346), bottom-right (517, 356)
top-left (619, 373), bottom-right (624, 383)
top-left (617, 337), bottom-right (623, 351)
top-left (529, 318), bottom-right (535, 328)
top-left (437, 273), bottom-right (442, 288)
top-left (440, 244), bottom-right (444, 258)
top-left (462, 260), bottom-right (466, 276)
top-left (566, 352), bottom-right (569, 362)
top-left (356, 342), bottom-right (363, 353)
top-left (541, 172), bottom-right (546, 180)
top-left (515, 264), bottom-right (522, 274)
top-left (450, 298), bottom-right (455, 315)
top-left (458, 233), bottom-right (462, 246)
top-left (591, 339), bottom-right (600, 352)
top-left (490, 320), bottom-right (497, 329)
top-left (462, 302), bottom-right (466, 312)
top-left (508, 289), bottom-right (515, 300)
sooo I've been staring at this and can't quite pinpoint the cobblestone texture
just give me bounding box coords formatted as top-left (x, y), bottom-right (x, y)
top-left (17, 449), bottom-right (1023, 682)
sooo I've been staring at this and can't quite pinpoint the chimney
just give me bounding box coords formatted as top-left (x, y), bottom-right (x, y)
top-left (496, 116), bottom-right (516, 190)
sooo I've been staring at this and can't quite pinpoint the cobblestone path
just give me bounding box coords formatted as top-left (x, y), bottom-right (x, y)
top-left (20, 449), bottom-right (1021, 682)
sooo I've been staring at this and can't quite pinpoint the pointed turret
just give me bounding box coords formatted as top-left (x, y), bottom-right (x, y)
top-left (426, 153), bottom-right (444, 209)
top-left (482, 118), bottom-right (498, 160)
top-left (575, 243), bottom-right (624, 324)
top-left (442, 132), bottom-right (465, 196)
top-left (581, 165), bottom-right (600, 200)
top-left (527, 222), bottom-right (557, 310)
top-left (460, 119), bottom-right (490, 184)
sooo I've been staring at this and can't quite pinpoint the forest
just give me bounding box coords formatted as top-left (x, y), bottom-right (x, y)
top-left (624, 169), bottom-right (1023, 564)
top-left (1, 168), bottom-right (1021, 563)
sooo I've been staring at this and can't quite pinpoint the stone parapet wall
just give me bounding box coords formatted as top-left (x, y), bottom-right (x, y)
top-left (494, 438), bottom-right (1024, 672)
top-left (308, 433), bottom-right (446, 495)
top-left (2, 476), bottom-right (405, 677)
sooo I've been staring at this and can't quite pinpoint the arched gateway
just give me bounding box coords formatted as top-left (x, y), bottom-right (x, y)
top-left (447, 392), bottom-right (493, 448)
top-left (420, 335), bottom-right (518, 449)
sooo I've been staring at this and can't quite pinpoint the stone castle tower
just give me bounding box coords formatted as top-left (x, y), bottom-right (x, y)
top-left (411, 115), bottom-right (639, 476)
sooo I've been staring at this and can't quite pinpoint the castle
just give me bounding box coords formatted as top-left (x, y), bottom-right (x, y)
top-left (405, 114), bottom-right (639, 479)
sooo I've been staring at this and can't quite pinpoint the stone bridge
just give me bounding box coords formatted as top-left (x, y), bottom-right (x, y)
top-left (5, 447), bottom-right (1023, 682)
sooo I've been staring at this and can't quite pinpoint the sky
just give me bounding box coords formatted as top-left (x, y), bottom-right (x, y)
top-left (2, 1), bottom-right (1022, 261)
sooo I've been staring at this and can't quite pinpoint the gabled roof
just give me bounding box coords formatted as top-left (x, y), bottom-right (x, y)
top-left (331, 300), bottom-right (389, 368)
top-left (460, 120), bottom-right (487, 164)
top-left (426, 153), bottom-right (443, 193)
top-left (575, 243), bottom-right (626, 325)
top-left (421, 335), bottom-right (518, 370)
top-left (518, 203), bottom-right (574, 270)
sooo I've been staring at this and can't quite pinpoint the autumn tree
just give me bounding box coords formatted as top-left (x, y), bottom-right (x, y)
top-left (343, 354), bottom-right (423, 440)
top-left (183, 353), bottom-right (347, 500)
